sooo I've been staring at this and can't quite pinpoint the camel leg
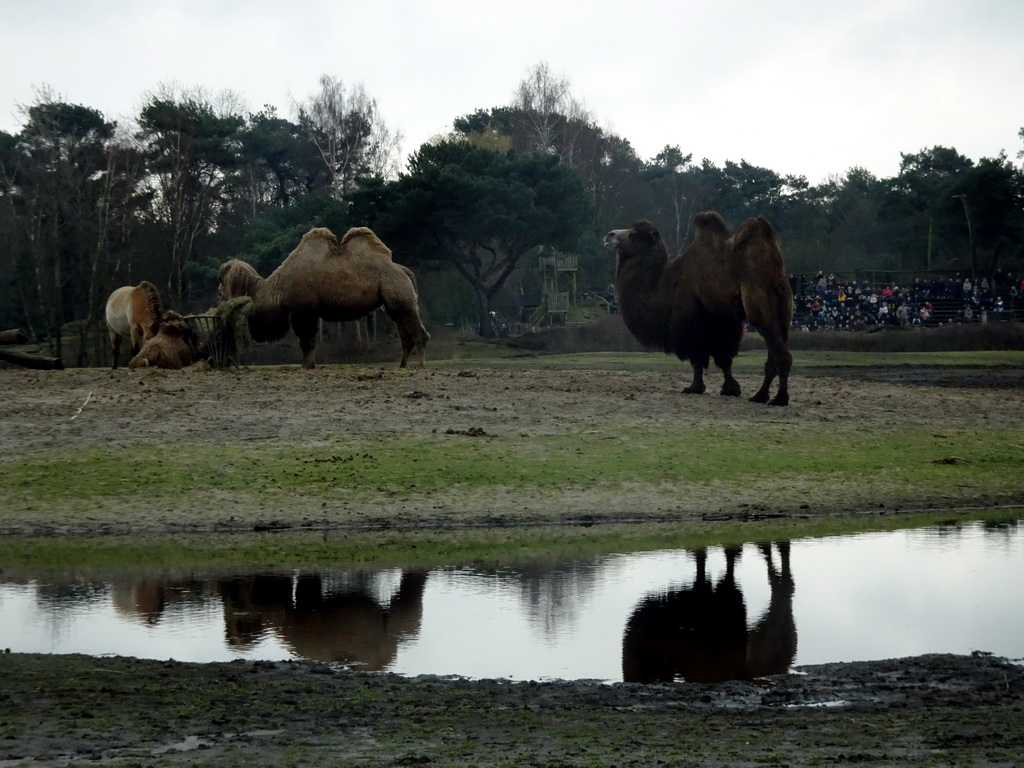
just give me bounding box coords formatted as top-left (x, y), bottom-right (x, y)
top-left (749, 357), bottom-right (775, 405)
top-left (412, 326), bottom-right (430, 368)
top-left (743, 284), bottom-right (792, 405)
top-left (713, 352), bottom-right (741, 397)
top-left (776, 541), bottom-right (791, 581)
top-left (757, 542), bottom-right (777, 579)
top-left (723, 546), bottom-right (743, 577)
top-left (384, 306), bottom-right (430, 369)
top-left (291, 314), bottom-right (318, 369)
top-left (396, 325), bottom-right (413, 368)
top-left (693, 548), bottom-right (708, 583)
top-left (683, 354), bottom-right (708, 394)
top-left (750, 327), bottom-right (792, 406)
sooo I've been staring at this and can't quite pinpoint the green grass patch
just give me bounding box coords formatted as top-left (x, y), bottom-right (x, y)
top-left (3, 424), bottom-right (1023, 508)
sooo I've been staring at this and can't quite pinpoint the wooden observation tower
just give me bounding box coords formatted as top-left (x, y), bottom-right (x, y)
top-left (538, 250), bottom-right (578, 324)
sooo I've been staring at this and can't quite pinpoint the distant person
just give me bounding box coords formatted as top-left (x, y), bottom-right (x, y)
top-left (896, 303), bottom-right (909, 327)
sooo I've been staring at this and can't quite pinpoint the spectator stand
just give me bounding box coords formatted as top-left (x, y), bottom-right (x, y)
top-left (789, 269), bottom-right (1023, 331)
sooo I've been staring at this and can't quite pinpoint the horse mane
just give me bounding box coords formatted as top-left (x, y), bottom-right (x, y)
top-left (138, 280), bottom-right (163, 326)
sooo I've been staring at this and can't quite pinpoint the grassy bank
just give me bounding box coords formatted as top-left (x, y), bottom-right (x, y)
top-left (4, 423), bottom-right (1022, 514)
top-left (2, 348), bottom-right (1022, 571)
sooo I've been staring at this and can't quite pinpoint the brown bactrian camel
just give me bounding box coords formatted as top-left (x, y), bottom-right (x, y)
top-left (104, 281), bottom-right (164, 369)
top-left (217, 226), bottom-right (429, 369)
top-left (604, 212), bottom-right (793, 405)
top-left (217, 570), bottom-right (428, 669)
top-left (128, 311), bottom-right (199, 369)
top-left (622, 543), bottom-right (797, 683)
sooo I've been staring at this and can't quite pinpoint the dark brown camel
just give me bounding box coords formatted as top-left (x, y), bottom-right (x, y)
top-left (604, 212), bottom-right (793, 405)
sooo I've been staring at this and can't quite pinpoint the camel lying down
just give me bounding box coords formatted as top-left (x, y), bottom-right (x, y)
top-left (128, 311), bottom-right (199, 370)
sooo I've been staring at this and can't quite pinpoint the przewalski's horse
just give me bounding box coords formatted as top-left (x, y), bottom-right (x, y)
top-left (105, 281), bottom-right (164, 369)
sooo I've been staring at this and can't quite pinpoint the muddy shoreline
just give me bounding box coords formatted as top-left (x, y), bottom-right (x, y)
top-left (2, 651), bottom-right (1022, 766)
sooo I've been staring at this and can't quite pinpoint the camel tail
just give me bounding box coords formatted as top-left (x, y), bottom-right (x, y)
top-left (399, 264), bottom-right (418, 292)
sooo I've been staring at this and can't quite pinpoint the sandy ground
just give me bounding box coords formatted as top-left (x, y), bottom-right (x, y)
top-left (1, 358), bottom-right (1023, 766)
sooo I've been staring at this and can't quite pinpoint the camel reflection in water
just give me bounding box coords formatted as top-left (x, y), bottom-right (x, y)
top-left (111, 578), bottom-right (211, 626)
top-left (218, 570), bottom-right (428, 669)
top-left (622, 543), bottom-right (797, 683)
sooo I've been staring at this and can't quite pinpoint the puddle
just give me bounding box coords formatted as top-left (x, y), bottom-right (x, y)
top-left (2, 518), bottom-right (1021, 682)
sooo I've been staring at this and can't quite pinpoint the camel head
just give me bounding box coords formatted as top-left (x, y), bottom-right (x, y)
top-left (157, 310), bottom-right (190, 337)
top-left (218, 259), bottom-right (264, 300)
top-left (603, 219), bottom-right (663, 259)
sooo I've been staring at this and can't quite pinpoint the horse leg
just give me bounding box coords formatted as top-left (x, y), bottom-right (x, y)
top-left (129, 324), bottom-right (143, 357)
top-left (109, 330), bottom-right (121, 370)
top-left (291, 313), bottom-right (319, 369)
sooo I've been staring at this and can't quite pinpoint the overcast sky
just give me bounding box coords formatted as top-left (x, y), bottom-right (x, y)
top-left (2, 0), bottom-right (1022, 185)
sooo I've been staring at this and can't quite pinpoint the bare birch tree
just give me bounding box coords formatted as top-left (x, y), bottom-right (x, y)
top-left (512, 61), bottom-right (593, 167)
top-left (294, 75), bottom-right (402, 199)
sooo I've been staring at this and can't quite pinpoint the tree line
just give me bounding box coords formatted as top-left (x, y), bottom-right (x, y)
top-left (1, 64), bottom-right (1022, 363)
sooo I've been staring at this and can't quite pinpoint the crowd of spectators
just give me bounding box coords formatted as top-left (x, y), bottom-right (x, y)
top-left (791, 270), bottom-right (1022, 331)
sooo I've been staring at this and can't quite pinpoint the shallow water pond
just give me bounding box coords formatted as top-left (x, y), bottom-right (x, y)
top-left (2, 518), bottom-right (1022, 682)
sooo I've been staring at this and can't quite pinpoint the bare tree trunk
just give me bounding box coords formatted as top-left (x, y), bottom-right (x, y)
top-left (0, 329), bottom-right (28, 344)
top-left (0, 348), bottom-right (64, 369)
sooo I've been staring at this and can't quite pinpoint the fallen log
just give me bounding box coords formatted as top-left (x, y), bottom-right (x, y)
top-left (0, 348), bottom-right (64, 370)
top-left (0, 329), bottom-right (29, 345)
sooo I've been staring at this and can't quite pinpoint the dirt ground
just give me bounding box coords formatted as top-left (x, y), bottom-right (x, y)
top-left (1, 358), bottom-right (1023, 766)
top-left (2, 359), bottom-right (1024, 535)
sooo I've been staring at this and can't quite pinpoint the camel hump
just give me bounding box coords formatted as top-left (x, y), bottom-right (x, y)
top-left (302, 227), bottom-right (339, 245)
top-left (338, 226), bottom-right (393, 258)
top-left (692, 211), bottom-right (730, 239)
top-left (733, 216), bottom-right (780, 250)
